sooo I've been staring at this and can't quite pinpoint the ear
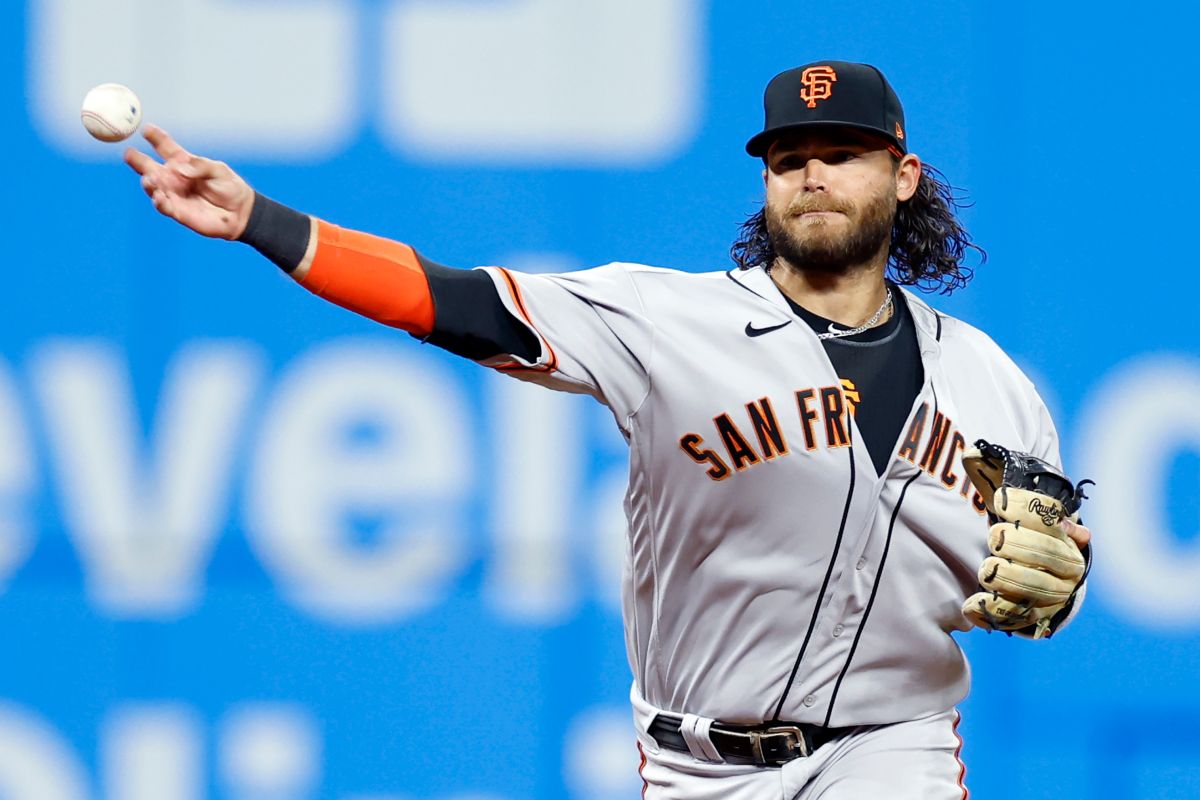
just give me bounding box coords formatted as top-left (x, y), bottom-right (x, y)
top-left (895, 153), bottom-right (922, 202)
top-left (762, 167), bottom-right (768, 186)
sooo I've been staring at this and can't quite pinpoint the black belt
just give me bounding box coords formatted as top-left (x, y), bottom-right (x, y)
top-left (648, 713), bottom-right (852, 766)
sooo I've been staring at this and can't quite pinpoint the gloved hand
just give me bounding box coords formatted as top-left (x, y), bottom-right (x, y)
top-left (961, 440), bottom-right (1092, 639)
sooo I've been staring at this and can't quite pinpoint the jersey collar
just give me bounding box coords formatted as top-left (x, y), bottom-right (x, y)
top-left (727, 265), bottom-right (946, 349)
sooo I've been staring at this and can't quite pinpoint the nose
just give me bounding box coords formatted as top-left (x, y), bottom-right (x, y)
top-left (803, 158), bottom-right (829, 192)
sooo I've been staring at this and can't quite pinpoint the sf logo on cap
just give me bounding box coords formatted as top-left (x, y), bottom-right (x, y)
top-left (799, 65), bottom-right (838, 108)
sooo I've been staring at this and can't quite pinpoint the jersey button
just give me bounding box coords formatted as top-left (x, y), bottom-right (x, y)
top-left (832, 624), bottom-right (844, 637)
top-left (855, 558), bottom-right (866, 570)
top-left (803, 694), bottom-right (816, 707)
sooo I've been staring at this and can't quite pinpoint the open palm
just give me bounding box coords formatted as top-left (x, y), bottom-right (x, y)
top-left (123, 125), bottom-right (254, 240)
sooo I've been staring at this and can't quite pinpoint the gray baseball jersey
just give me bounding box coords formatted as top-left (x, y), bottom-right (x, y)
top-left (478, 261), bottom-right (1083, 728)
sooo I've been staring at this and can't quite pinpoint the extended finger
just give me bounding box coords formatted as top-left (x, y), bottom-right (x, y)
top-left (144, 124), bottom-right (187, 161)
top-left (123, 146), bottom-right (160, 176)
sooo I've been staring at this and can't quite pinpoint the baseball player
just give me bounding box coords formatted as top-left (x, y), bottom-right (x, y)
top-left (124, 61), bottom-right (1093, 799)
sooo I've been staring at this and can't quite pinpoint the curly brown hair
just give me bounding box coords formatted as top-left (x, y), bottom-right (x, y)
top-left (729, 162), bottom-right (985, 294)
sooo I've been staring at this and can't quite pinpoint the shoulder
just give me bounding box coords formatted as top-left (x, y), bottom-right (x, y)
top-left (487, 262), bottom-right (730, 317)
top-left (949, 326), bottom-right (1035, 395)
top-left (902, 289), bottom-right (1034, 386)
top-left (605, 262), bottom-right (731, 282)
top-left (549, 262), bottom-right (734, 300)
top-left (612, 263), bottom-right (756, 295)
top-left (904, 290), bottom-right (1058, 451)
top-left (521, 262), bottom-right (725, 284)
top-left (943, 316), bottom-right (1025, 373)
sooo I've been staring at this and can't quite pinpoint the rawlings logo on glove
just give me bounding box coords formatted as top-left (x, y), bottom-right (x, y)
top-left (960, 440), bottom-right (1093, 640)
top-left (1027, 497), bottom-right (1063, 527)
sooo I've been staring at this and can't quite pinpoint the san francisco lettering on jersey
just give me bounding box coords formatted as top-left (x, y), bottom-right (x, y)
top-left (679, 391), bottom-right (987, 513)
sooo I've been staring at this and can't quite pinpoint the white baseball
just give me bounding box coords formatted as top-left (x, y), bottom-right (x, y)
top-left (80, 83), bottom-right (142, 142)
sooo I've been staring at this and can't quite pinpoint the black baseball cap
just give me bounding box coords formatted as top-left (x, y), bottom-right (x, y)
top-left (745, 61), bottom-right (907, 158)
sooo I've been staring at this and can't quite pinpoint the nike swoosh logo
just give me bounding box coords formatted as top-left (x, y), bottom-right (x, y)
top-left (744, 320), bottom-right (792, 337)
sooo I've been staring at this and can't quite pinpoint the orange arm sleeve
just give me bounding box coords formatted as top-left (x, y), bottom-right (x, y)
top-left (297, 221), bottom-right (436, 337)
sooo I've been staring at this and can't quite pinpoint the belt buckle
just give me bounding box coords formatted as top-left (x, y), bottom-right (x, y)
top-left (749, 725), bottom-right (809, 765)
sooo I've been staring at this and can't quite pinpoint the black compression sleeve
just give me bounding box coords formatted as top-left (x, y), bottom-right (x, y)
top-left (420, 257), bottom-right (541, 363)
top-left (237, 193), bottom-right (311, 273)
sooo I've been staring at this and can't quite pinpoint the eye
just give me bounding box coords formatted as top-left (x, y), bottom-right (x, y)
top-left (773, 154), bottom-right (801, 171)
top-left (827, 150), bottom-right (858, 164)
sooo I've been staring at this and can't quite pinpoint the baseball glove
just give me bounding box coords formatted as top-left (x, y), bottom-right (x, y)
top-left (961, 440), bottom-right (1092, 639)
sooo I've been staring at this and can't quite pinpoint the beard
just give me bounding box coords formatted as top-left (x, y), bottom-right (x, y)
top-left (765, 184), bottom-right (897, 274)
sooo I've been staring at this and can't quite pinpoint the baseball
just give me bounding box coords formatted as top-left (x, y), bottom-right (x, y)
top-left (80, 83), bottom-right (142, 142)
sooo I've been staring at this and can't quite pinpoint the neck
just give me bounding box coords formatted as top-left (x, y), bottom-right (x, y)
top-left (769, 258), bottom-right (890, 327)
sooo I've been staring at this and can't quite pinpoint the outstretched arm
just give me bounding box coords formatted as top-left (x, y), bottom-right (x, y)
top-left (123, 126), bottom-right (537, 360)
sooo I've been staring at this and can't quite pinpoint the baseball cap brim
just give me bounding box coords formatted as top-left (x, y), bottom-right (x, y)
top-left (745, 121), bottom-right (902, 158)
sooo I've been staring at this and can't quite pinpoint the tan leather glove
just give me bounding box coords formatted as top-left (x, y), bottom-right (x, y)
top-left (961, 440), bottom-right (1092, 639)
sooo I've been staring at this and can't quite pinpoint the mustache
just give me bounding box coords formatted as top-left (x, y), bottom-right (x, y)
top-left (786, 197), bottom-right (854, 216)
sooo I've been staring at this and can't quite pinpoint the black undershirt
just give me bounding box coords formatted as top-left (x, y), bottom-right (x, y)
top-left (784, 285), bottom-right (924, 476)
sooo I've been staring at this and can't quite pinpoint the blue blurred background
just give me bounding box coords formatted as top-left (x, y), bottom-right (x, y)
top-left (3, 1), bottom-right (1198, 798)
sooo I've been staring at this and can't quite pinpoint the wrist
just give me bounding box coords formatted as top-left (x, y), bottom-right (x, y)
top-left (236, 192), bottom-right (313, 273)
top-left (230, 190), bottom-right (255, 240)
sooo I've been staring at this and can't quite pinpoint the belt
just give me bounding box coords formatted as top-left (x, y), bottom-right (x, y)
top-left (648, 713), bottom-right (852, 766)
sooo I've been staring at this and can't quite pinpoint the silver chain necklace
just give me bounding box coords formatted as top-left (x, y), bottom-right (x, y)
top-left (815, 288), bottom-right (893, 341)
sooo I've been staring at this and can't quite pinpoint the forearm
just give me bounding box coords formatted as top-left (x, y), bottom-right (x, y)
top-left (236, 193), bottom-right (538, 359)
top-left (237, 193), bottom-right (434, 335)
top-left (237, 193), bottom-right (315, 275)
